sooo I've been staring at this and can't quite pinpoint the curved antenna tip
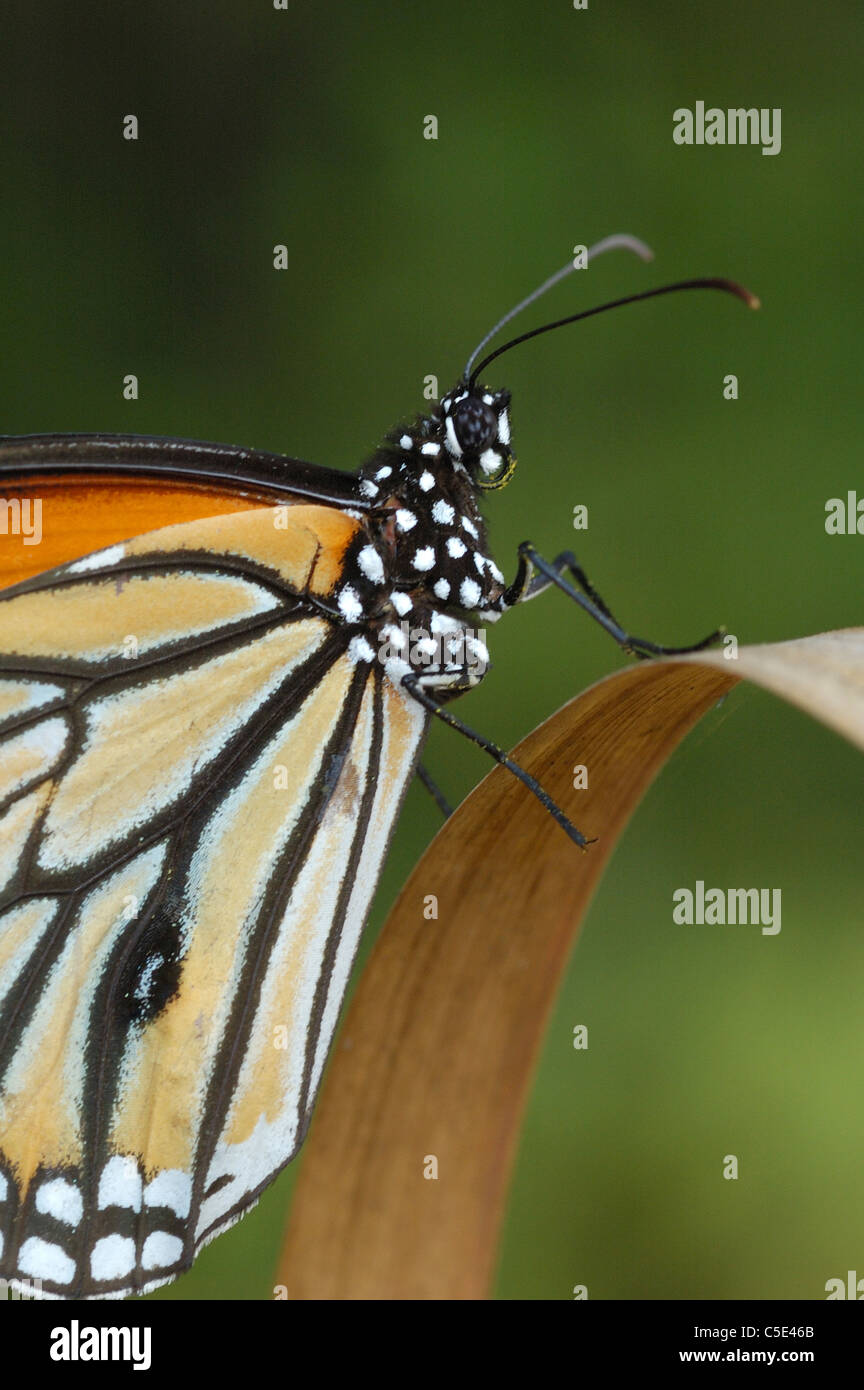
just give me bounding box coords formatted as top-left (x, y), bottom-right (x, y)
top-left (714, 277), bottom-right (761, 310)
top-left (590, 233), bottom-right (655, 264)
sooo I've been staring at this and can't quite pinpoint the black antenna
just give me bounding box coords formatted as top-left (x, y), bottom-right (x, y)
top-left (468, 276), bottom-right (760, 388)
top-left (463, 234), bottom-right (654, 383)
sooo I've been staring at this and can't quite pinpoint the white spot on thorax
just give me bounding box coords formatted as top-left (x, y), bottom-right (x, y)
top-left (380, 623), bottom-right (407, 650)
top-left (430, 612), bottom-right (462, 634)
top-left (337, 587), bottom-right (364, 621)
top-left (467, 633), bottom-right (490, 666)
top-left (390, 590), bottom-right (412, 616)
top-left (347, 635), bottom-right (375, 664)
top-left (445, 417), bottom-right (462, 457)
top-left (383, 655), bottom-right (412, 685)
top-left (357, 544), bottom-right (385, 583)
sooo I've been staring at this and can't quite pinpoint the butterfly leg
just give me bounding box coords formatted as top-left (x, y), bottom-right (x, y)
top-left (417, 762), bottom-right (455, 819)
top-left (401, 673), bottom-right (592, 849)
top-left (502, 542), bottom-right (723, 658)
top-left (506, 545), bottom-right (622, 623)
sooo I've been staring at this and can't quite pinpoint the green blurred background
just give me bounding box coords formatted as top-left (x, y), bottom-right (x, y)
top-left (3, 0), bottom-right (863, 1300)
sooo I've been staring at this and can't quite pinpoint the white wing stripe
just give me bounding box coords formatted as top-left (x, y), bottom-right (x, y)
top-left (198, 679), bottom-right (377, 1236)
top-left (307, 680), bottom-right (426, 1104)
top-left (0, 899), bottom-right (58, 1011)
top-left (0, 678), bottom-right (66, 724)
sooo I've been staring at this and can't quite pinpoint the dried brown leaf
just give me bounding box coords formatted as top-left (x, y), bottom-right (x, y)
top-left (276, 629), bottom-right (864, 1299)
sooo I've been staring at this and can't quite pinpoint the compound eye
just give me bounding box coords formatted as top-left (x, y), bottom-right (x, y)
top-left (452, 397), bottom-right (497, 454)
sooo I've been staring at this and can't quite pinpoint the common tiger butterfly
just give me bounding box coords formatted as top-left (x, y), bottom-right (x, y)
top-left (0, 235), bottom-right (756, 1298)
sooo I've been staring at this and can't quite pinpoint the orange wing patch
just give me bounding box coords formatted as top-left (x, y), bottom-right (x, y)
top-left (0, 475), bottom-right (278, 591)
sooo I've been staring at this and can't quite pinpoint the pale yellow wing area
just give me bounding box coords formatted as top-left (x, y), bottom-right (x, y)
top-left (0, 501), bottom-right (428, 1299)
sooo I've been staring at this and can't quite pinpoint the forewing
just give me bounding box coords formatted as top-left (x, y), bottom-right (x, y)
top-left (0, 508), bottom-right (426, 1297)
top-left (0, 432), bottom-right (370, 587)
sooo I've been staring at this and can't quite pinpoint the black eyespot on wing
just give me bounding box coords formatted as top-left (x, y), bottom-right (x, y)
top-left (116, 897), bottom-right (184, 1026)
top-left (452, 398), bottom-right (497, 454)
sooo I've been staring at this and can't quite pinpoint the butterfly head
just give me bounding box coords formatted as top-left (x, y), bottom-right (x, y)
top-left (439, 385), bottom-right (515, 491)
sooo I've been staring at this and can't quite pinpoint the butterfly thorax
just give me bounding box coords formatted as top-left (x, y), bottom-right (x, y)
top-left (326, 385), bottom-right (517, 691)
top-left (352, 384), bottom-right (513, 617)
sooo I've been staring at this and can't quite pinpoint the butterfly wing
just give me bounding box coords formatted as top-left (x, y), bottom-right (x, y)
top-left (0, 504), bottom-right (427, 1297)
top-left (0, 432), bottom-right (369, 506)
top-left (0, 432), bottom-right (371, 587)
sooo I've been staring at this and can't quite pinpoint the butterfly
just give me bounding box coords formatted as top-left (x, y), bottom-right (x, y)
top-left (0, 235), bottom-right (756, 1298)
